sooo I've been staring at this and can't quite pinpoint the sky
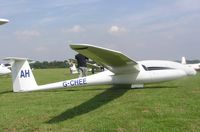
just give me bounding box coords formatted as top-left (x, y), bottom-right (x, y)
top-left (0, 0), bottom-right (200, 62)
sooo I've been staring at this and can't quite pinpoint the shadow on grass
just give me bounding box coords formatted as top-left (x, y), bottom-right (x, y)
top-left (47, 85), bottom-right (129, 124)
top-left (46, 84), bottom-right (178, 123)
top-left (0, 90), bottom-right (12, 95)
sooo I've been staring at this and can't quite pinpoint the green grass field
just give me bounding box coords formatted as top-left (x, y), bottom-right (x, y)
top-left (0, 68), bottom-right (200, 132)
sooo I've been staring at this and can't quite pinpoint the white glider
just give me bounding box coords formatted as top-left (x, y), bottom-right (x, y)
top-left (0, 18), bottom-right (11, 75)
top-left (5, 44), bottom-right (196, 92)
top-left (0, 64), bottom-right (11, 75)
top-left (181, 57), bottom-right (200, 71)
top-left (0, 18), bottom-right (9, 25)
top-left (0, 18), bottom-right (10, 75)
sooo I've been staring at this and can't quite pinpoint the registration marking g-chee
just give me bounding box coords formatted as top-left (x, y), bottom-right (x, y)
top-left (63, 78), bottom-right (87, 87)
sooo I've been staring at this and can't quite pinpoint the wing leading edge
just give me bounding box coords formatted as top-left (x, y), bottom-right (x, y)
top-left (70, 44), bottom-right (139, 74)
top-left (0, 19), bottom-right (9, 25)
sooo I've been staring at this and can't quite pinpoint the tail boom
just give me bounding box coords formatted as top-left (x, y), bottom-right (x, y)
top-left (4, 57), bottom-right (113, 92)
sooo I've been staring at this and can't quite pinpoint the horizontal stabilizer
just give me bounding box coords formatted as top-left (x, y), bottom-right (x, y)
top-left (4, 57), bottom-right (34, 62)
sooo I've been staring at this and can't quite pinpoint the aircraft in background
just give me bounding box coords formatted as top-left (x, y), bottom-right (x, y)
top-left (0, 18), bottom-right (10, 75)
top-left (0, 64), bottom-right (11, 75)
top-left (5, 44), bottom-right (196, 92)
top-left (67, 59), bottom-right (78, 74)
top-left (181, 56), bottom-right (200, 71)
top-left (67, 59), bottom-right (103, 74)
top-left (0, 18), bottom-right (9, 25)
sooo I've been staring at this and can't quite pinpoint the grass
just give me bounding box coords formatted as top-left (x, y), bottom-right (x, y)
top-left (0, 68), bottom-right (200, 131)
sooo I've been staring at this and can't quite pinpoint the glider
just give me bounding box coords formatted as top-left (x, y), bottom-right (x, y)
top-left (0, 64), bottom-right (11, 75)
top-left (181, 57), bottom-right (200, 71)
top-left (5, 44), bottom-right (196, 92)
top-left (0, 18), bottom-right (10, 75)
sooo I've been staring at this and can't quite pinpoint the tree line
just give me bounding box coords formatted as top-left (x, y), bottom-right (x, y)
top-left (30, 61), bottom-right (69, 69)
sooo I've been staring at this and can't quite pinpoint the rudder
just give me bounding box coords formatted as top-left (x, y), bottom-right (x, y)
top-left (4, 57), bottom-right (38, 92)
top-left (181, 56), bottom-right (186, 65)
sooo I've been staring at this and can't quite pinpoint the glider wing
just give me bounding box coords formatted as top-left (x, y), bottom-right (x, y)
top-left (70, 44), bottom-right (139, 74)
top-left (0, 18), bottom-right (9, 25)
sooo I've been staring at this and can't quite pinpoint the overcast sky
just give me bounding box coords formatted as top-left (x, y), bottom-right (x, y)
top-left (0, 0), bottom-right (200, 62)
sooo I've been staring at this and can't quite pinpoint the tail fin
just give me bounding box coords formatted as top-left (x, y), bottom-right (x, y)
top-left (4, 57), bottom-right (38, 92)
top-left (181, 56), bottom-right (186, 65)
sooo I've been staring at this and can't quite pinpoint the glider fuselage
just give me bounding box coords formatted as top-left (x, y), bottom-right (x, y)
top-left (37, 60), bottom-right (195, 91)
